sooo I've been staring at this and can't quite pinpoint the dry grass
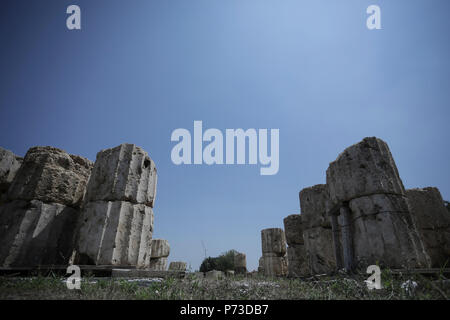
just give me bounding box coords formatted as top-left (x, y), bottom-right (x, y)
top-left (0, 270), bottom-right (448, 300)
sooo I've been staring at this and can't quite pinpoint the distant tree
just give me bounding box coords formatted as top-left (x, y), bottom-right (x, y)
top-left (199, 249), bottom-right (238, 272)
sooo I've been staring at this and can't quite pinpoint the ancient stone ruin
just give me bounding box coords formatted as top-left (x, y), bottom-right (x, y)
top-left (0, 143), bottom-right (166, 270)
top-left (149, 239), bottom-right (170, 271)
top-left (277, 137), bottom-right (450, 277)
top-left (233, 252), bottom-right (247, 274)
top-left (169, 261), bottom-right (187, 271)
top-left (260, 228), bottom-right (288, 277)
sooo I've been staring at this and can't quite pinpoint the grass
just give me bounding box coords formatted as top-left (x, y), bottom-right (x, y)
top-left (0, 271), bottom-right (448, 300)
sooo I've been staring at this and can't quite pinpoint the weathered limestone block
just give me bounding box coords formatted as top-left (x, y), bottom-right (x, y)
top-left (299, 184), bottom-right (335, 274)
top-left (287, 244), bottom-right (309, 277)
top-left (262, 254), bottom-right (288, 277)
top-left (149, 257), bottom-right (168, 271)
top-left (205, 270), bottom-right (224, 280)
top-left (234, 252), bottom-right (247, 274)
top-left (0, 147), bottom-right (22, 198)
top-left (303, 227), bottom-right (336, 274)
top-left (261, 228), bottom-right (287, 256)
top-left (326, 137), bottom-right (405, 205)
top-left (348, 194), bottom-right (430, 268)
top-left (76, 201), bottom-right (153, 267)
top-left (0, 200), bottom-right (78, 267)
top-left (169, 261), bottom-right (187, 271)
top-left (299, 185), bottom-right (331, 229)
top-left (283, 214), bottom-right (304, 245)
top-left (258, 257), bottom-right (265, 273)
top-left (150, 239), bottom-right (170, 258)
top-left (7, 146), bottom-right (92, 207)
top-left (406, 187), bottom-right (450, 267)
top-left (84, 144), bottom-right (157, 207)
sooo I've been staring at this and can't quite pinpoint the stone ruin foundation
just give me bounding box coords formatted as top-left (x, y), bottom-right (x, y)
top-left (260, 228), bottom-right (288, 277)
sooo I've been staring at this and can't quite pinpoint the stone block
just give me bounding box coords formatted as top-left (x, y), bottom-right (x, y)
top-left (283, 214), bottom-right (304, 245)
top-left (326, 137), bottom-right (405, 204)
top-left (299, 185), bottom-right (331, 229)
top-left (348, 193), bottom-right (430, 268)
top-left (234, 252), bottom-right (247, 274)
top-left (262, 254), bottom-right (288, 277)
top-left (169, 261), bottom-right (187, 271)
top-left (287, 244), bottom-right (309, 277)
top-left (76, 200), bottom-right (153, 267)
top-left (303, 226), bottom-right (336, 274)
top-left (149, 257), bottom-right (168, 271)
top-left (406, 187), bottom-right (450, 267)
top-left (7, 146), bottom-right (92, 207)
top-left (0, 147), bottom-right (22, 196)
top-left (0, 200), bottom-right (78, 267)
top-left (150, 239), bottom-right (170, 258)
top-left (205, 270), bottom-right (224, 280)
top-left (84, 144), bottom-right (157, 207)
top-left (261, 228), bottom-right (287, 256)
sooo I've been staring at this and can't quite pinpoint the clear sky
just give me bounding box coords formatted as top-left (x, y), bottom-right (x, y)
top-left (1, 0), bottom-right (449, 271)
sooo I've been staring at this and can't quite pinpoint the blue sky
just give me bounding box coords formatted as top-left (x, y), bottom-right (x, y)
top-left (1, 0), bottom-right (449, 271)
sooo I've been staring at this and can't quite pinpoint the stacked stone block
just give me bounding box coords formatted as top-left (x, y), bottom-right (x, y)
top-left (406, 187), bottom-right (450, 267)
top-left (260, 228), bottom-right (288, 277)
top-left (149, 239), bottom-right (170, 271)
top-left (299, 185), bottom-right (336, 274)
top-left (0, 146), bottom-right (92, 267)
top-left (283, 214), bottom-right (309, 277)
top-left (326, 137), bottom-right (430, 269)
top-left (76, 144), bottom-right (156, 268)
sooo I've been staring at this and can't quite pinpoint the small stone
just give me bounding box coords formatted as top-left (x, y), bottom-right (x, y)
top-left (168, 261), bottom-right (187, 271)
top-left (205, 270), bottom-right (224, 280)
